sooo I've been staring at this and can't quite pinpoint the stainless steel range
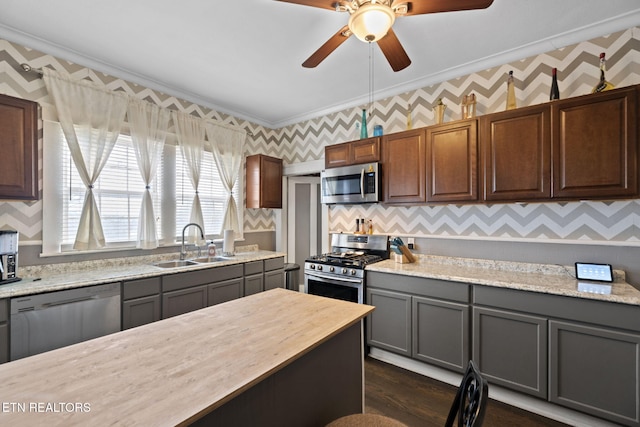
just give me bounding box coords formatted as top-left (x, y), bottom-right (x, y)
top-left (304, 233), bottom-right (389, 304)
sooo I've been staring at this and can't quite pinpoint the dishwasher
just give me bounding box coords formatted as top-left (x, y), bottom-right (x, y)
top-left (10, 282), bottom-right (121, 361)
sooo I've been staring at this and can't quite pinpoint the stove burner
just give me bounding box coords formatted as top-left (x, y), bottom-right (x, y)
top-left (307, 252), bottom-right (383, 269)
top-left (326, 251), bottom-right (364, 260)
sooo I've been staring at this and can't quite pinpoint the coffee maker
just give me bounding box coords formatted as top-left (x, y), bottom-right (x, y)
top-left (0, 230), bottom-right (20, 284)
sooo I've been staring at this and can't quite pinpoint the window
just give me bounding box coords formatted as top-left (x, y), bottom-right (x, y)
top-left (174, 147), bottom-right (240, 238)
top-left (42, 121), bottom-right (242, 254)
top-left (60, 132), bottom-right (162, 248)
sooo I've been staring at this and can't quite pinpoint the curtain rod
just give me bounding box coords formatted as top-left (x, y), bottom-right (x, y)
top-left (20, 63), bottom-right (43, 76)
top-left (19, 63), bottom-right (254, 137)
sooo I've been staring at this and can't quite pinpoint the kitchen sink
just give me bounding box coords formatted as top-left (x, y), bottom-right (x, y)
top-left (190, 256), bottom-right (230, 264)
top-left (153, 260), bottom-right (198, 268)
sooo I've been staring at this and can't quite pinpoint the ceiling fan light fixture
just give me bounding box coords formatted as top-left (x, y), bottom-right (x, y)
top-left (348, 3), bottom-right (395, 43)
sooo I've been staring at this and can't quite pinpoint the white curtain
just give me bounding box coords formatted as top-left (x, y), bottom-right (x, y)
top-left (206, 122), bottom-right (246, 235)
top-left (43, 69), bottom-right (128, 250)
top-left (172, 111), bottom-right (206, 243)
top-left (128, 99), bottom-right (170, 249)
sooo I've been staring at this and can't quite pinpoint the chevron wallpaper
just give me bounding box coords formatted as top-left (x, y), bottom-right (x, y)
top-left (1, 27), bottom-right (640, 248)
top-left (281, 27), bottom-right (640, 246)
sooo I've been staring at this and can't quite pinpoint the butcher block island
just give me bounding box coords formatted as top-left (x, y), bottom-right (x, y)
top-left (0, 288), bottom-right (373, 426)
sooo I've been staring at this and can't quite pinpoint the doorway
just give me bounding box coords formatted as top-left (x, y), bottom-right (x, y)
top-left (284, 176), bottom-right (325, 290)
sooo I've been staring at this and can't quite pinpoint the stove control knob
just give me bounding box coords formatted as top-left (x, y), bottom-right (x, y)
top-left (342, 268), bottom-right (348, 274)
top-left (350, 269), bottom-right (356, 276)
top-left (310, 264), bottom-right (315, 270)
top-left (317, 265), bottom-right (323, 271)
top-left (329, 266), bottom-right (335, 272)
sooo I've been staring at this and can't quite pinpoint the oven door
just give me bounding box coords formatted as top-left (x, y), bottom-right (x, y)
top-left (304, 271), bottom-right (363, 304)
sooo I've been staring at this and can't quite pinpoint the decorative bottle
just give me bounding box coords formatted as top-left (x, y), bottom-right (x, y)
top-left (468, 93), bottom-right (477, 118)
top-left (406, 103), bottom-right (413, 130)
top-left (506, 70), bottom-right (517, 110)
top-left (434, 98), bottom-right (447, 124)
top-left (461, 93), bottom-right (477, 119)
top-left (550, 68), bottom-right (560, 100)
top-left (592, 52), bottom-right (615, 93)
top-left (360, 109), bottom-right (368, 139)
top-left (461, 95), bottom-right (469, 119)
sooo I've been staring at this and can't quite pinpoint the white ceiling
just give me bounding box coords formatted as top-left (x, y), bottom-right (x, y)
top-left (1, 0), bottom-right (640, 128)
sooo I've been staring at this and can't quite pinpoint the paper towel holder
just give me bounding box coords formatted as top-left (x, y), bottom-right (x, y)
top-left (222, 229), bottom-right (235, 257)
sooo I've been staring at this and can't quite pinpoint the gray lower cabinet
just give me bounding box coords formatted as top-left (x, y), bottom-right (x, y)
top-left (162, 264), bottom-right (244, 318)
top-left (0, 299), bottom-right (8, 363)
top-left (367, 272), bottom-right (471, 371)
top-left (208, 277), bottom-right (243, 306)
top-left (244, 260), bottom-right (264, 296)
top-left (122, 277), bottom-right (161, 330)
top-left (472, 306), bottom-right (547, 398)
top-left (207, 264), bottom-right (244, 306)
top-left (244, 275), bottom-right (263, 296)
top-left (474, 284), bottom-right (640, 426)
top-left (163, 285), bottom-right (208, 319)
top-left (265, 269), bottom-right (284, 290)
top-left (550, 320), bottom-right (640, 426)
top-left (414, 296), bottom-right (469, 372)
top-left (264, 257), bottom-right (285, 290)
top-left (367, 288), bottom-right (412, 356)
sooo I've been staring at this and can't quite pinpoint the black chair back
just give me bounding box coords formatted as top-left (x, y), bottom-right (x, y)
top-left (445, 360), bottom-right (489, 427)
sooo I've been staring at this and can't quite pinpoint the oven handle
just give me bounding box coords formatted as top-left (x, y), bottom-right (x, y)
top-left (305, 271), bottom-right (363, 284)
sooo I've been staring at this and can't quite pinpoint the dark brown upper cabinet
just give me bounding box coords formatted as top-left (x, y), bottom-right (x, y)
top-left (326, 84), bottom-right (640, 206)
top-left (552, 86), bottom-right (637, 199)
top-left (426, 119), bottom-right (478, 203)
top-left (246, 154), bottom-right (283, 209)
top-left (325, 137), bottom-right (380, 169)
top-left (481, 104), bottom-right (551, 201)
top-left (382, 129), bottom-right (426, 204)
top-left (0, 93), bottom-right (38, 200)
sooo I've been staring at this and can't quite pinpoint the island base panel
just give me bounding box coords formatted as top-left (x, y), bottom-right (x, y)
top-left (191, 322), bottom-right (364, 426)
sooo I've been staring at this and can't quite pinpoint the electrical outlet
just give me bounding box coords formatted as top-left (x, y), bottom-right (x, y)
top-left (407, 237), bottom-right (415, 250)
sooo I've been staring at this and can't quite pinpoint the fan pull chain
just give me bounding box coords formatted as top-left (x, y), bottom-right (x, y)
top-left (369, 41), bottom-right (374, 122)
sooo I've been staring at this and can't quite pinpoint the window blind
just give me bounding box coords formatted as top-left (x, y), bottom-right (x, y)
top-left (48, 122), bottom-right (242, 252)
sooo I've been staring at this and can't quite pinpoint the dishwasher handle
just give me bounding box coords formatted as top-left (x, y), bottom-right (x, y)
top-left (11, 282), bottom-right (120, 314)
top-left (41, 295), bottom-right (97, 308)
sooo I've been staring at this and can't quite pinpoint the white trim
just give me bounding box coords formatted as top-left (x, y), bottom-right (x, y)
top-left (287, 176), bottom-right (321, 265)
top-left (2, 12), bottom-right (639, 129)
top-left (41, 120), bottom-right (63, 255)
top-left (283, 159), bottom-right (324, 176)
top-left (336, 231), bottom-right (640, 248)
top-left (275, 176), bottom-right (287, 260)
top-left (270, 11), bottom-right (640, 128)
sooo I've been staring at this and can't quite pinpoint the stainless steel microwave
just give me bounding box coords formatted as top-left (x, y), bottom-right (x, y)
top-left (320, 162), bottom-right (380, 204)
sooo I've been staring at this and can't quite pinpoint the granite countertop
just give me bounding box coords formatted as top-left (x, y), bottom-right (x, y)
top-left (0, 246), bottom-right (286, 299)
top-left (366, 254), bottom-right (640, 306)
top-left (0, 288), bottom-right (374, 426)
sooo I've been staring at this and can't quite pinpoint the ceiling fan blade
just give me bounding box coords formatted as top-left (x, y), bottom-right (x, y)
top-left (393, 0), bottom-right (494, 16)
top-left (275, 0), bottom-right (336, 11)
top-left (302, 25), bottom-right (352, 68)
top-left (377, 28), bottom-right (411, 72)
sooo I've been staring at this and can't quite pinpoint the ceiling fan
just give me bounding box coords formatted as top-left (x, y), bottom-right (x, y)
top-left (277, 0), bottom-right (494, 72)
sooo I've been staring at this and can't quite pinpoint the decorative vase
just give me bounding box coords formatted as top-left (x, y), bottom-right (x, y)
top-left (434, 98), bottom-right (447, 124)
top-left (360, 109), bottom-right (368, 139)
top-left (506, 70), bottom-right (517, 110)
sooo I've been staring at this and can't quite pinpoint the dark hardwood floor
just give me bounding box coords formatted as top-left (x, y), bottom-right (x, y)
top-left (364, 357), bottom-right (569, 427)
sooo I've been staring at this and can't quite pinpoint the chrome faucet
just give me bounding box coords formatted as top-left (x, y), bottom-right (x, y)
top-left (181, 222), bottom-right (205, 260)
